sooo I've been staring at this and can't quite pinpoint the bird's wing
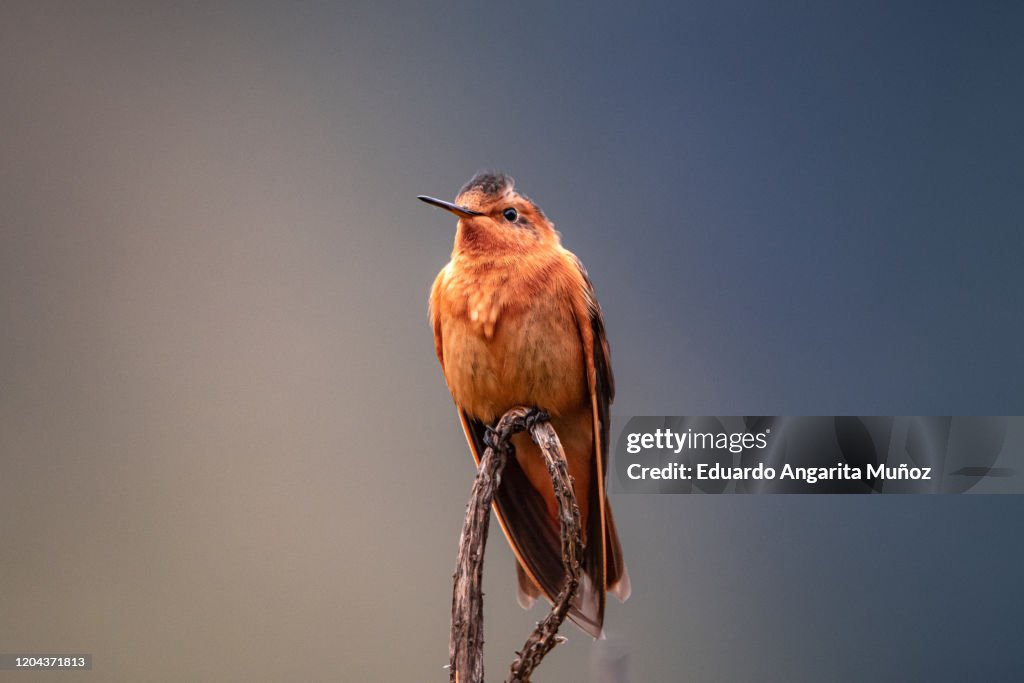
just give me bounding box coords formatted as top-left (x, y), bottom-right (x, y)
top-left (571, 255), bottom-right (628, 631)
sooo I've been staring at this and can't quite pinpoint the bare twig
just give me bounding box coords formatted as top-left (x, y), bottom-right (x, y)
top-left (449, 409), bottom-right (514, 683)
top-left (448, 406), bottom-right (584, 683)
top-left (506, 415), bottom-right (583, 683)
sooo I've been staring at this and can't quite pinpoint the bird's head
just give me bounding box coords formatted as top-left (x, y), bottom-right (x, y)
top-left (418, 171), bottom-right (559, 255)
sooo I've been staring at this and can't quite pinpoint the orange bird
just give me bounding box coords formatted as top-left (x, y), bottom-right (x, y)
top-left (420, 171), bottom-right (629, 637)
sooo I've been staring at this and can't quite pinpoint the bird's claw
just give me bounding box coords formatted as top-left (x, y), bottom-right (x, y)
top-left (524, 409), bottom-right (550, 431)
top-left (483, 426), bottom-right (502, 452)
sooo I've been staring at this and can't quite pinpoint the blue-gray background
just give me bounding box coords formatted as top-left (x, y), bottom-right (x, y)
top-left (1, 1), bottom-right (1022, 680)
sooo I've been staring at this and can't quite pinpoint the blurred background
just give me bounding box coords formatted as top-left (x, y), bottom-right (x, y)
top-left (2, 1), bottom-right (1022, 680)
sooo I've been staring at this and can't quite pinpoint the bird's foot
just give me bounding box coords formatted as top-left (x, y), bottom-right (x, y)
top-left (483, 426), bottom-right (503, 452)
top-left (524, 409), bottom-right (551, 431)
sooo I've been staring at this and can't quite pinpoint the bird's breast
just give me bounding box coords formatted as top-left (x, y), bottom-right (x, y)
top-left (440, 275), bottom-right (587, 423)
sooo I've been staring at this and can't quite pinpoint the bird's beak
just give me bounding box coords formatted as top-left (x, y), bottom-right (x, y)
top-left (417, 195), bottom-right (483, 218)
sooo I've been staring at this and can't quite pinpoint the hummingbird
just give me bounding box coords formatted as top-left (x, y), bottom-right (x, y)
top-left (420, 171), bottom-right (629, 637)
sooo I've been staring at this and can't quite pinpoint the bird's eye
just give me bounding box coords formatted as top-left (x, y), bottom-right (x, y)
top-left (502, 208), bottom-right (518, 222)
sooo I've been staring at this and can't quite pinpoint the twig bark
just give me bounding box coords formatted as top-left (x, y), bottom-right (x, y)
top-left (448, 406), bottom-right (584, 683)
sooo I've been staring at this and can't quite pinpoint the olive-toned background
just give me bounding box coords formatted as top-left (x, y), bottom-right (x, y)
top-left (2, 2), bottom-right (1022, 680)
